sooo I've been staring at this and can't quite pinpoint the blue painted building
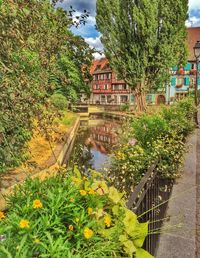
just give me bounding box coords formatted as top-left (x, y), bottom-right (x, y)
top-left (167, 27), bottom-right (200, 103)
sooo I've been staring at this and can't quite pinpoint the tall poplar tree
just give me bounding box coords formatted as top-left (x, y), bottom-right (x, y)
top-left (96, 0), bottom-right (188, 111)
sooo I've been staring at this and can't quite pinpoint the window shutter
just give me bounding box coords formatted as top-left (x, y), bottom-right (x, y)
top-left (184, 63), bottom-right (191, 71)
top-left (198, 78), bottom-right (200, 86)
top-left (172, 66), bottom-right (177, 71)
top-left (171, 77), bottom-right (176, 86)
top-left (198, 63), bottom-right (200, 70)
top-left (184, 77), bottom-right (190, 86)
top-left (131, 95), bottom-right (135, 103)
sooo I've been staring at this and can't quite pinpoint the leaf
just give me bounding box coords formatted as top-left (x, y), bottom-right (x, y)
top-left (133, 222), bottom-right (149, 247)
top-left (108, 186), bottom-right (123, 204)
top-left (99, 225), bottom-right (117, 238)
top-left (123, 209), bottom-right (137, 237)
top-left (135, 248), bottom-right (154, 258)
top-left (123, 240), bottom-right (136, 257)
top-left (0, 246), bottom-right (13, 258)
top-left (112, 205), bottom-right (120, 215)
top-left (119, 235), bottom-right (136, 256)
top-left (73, 165), bottom-right (82, 179)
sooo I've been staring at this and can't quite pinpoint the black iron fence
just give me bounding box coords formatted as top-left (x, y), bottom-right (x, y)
top-left (127, 162), bottom-right (174, 256)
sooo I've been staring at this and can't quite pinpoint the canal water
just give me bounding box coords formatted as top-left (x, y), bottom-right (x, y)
top-left (69, 116), bottom-right (121, 173)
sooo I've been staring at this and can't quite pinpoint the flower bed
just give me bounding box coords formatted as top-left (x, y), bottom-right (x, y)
top-left (0, 168), bottom-right (153, 258)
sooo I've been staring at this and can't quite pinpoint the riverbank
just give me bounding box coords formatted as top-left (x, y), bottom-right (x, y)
top-left (0, 114), bottom-right (80, 211)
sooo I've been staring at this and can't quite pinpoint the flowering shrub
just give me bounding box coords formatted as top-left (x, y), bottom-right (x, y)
top-left (0, 168), bottom-right (153, 258)
top-left (110, 98), bottom-right (196, 192)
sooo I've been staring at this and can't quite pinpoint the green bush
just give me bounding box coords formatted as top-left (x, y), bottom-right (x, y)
top-left (50, 93), bottom-right (68, 111)
top-left (0, 168), bottom-right (153, 258)
top-left (120, 103), bottom-right (130, 112)
top-left (110, 98), bottom-right (196, 187)
top-left (131, 114), bottom-right (169, 149)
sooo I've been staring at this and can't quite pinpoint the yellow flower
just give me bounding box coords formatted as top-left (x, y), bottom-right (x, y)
top-left (69, 225), bottom-right (74, 231)
top-left (75, 218), bottom-right (80, 223)
top-left (33, 199), bottom-right (43, 209)
top-left (104, 215), bottom-right (111, 228)
top-left (19, 219), bottom-right (30, 229)
top-left (88, 188), bottom-right (96, 195)
top-left (33, 239), bottom-right (40, 244)
top-left (88, 207), bottom-right (93, 215)
top-left (84, 227), bottom-right (94, 239)
top-left (0, 211), bottom-right (5, 221)
top-left (80, 190), bottom-right (87, 196)
top-left (70, 198), bottom-right (75, 203)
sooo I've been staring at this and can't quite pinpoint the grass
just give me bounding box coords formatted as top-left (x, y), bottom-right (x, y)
top-left (25, 111), bottom-right (78, 169)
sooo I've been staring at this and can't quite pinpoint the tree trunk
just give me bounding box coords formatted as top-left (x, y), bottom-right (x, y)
top-left (134, 83), bottom-right (147, 112)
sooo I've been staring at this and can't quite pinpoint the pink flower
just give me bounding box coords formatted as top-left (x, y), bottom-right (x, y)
top-left (128, 138), bottom-right (137, 146)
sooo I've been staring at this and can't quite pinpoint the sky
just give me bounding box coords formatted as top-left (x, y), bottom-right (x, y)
top-left (57, 0), bottom-right (200, 59)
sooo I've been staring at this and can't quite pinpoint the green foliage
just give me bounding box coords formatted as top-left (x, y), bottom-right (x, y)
top-left (132, 114), bottom-right (169, 149)
top-left (0, 0), bottom-right (93, 172)
top-left (0, 168), bottom-right (152, 257)
top-left (110, 98), bottom-right (196, 192)
top-left (50, 93), bottom-right (68, 111)
top-left (120, 104), bottom-right (130, 112)
top-left (96, 0), bottom-right (188, 110)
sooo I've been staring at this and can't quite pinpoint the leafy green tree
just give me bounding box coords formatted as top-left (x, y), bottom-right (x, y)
top-left (49, 34), bottom-right (93, 103)
top-left (96, 0), bottom-right (188, 111)
top-left (0, 0), bottom-right (92, 172)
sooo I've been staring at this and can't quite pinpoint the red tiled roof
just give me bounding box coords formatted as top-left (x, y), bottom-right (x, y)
top-left (187, 27), bottom-right (200, 61)
top-left (90, 58), bottom-right (110, 74)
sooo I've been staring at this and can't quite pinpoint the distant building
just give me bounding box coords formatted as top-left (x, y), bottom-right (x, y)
top-left (167, 27), bottom-right (200, 103)
top-left (89, 58), bottom-right (135, 105)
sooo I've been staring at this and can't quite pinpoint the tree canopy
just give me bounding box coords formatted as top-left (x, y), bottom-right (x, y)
top-left (0, 0), bottom-right (93, 172)
top-left (96, 0), bottom-right (188, 110)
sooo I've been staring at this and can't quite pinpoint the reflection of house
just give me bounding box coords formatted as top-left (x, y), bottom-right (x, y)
top-left (166, 27), bottom-right (200, 103)
top-left (85, 122), bottom-right (118, 154)
top-left (91, 123), bottom-right (118, 145)
top-left (89, 58), bottom-right (135, 105)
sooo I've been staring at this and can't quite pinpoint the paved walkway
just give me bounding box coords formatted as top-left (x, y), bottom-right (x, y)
top-left (196, 124), bottom-right (200, 257)
top-left (157, 111), bottom-right (200, 258)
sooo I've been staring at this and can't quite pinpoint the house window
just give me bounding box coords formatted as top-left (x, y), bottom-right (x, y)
top-left (104, 84), bottom-right (109, 90)
top-left (177, 78), bottom-right (184, 86)
top-left (113, 84), bottom-right (127, 90)
top-left (101, 95), bottom-right (106, 103)
top-left (120, 95), bottom-right (128, 103)
top-left (104, 73), bottom-right (111, 80)
top-left (191, 63), bottom-right (195, 69)
top-left (94, 85), bottom-right (100, 90)
top-left (95, 65), bottom-right (101, 71)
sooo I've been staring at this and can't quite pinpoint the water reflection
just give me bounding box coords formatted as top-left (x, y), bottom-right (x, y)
top-left (70, 118), bottom-right (120, 173)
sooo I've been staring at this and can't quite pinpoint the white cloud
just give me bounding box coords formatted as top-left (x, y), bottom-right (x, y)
top-left (186, 15), bottom-right (200, 27)
top-left (85, 36), bottom-right (103, 50)
top-left (93, 52), bottom-right (105, 59)
top-left (85, 36), bottom-right (104, 59)
top-left (189, 0), bottom-right (200, 11)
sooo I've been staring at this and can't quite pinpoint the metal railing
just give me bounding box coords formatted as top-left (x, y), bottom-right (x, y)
top-left (127, 161), bottom-right (174, 256)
